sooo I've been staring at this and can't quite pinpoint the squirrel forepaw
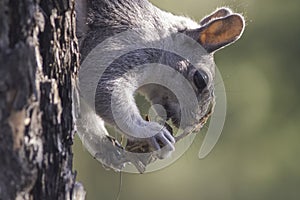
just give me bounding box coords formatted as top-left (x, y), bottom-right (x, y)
top-left (147, 127), bottom-right (175, 159)
top-left (125, 121), bottom-right (176, 160)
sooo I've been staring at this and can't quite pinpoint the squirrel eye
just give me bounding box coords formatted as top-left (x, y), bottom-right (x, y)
top-left (193, 70), bottom-right (208, 92)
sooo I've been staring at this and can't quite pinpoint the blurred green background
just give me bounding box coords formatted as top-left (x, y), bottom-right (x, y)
top-left (73, 0), bottom-right (300, 199)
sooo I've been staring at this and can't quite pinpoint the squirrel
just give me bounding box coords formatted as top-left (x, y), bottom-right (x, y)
top-left (75, 0), bottom-right (245, 172)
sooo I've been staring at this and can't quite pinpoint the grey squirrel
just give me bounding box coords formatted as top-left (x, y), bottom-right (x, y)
top-left (75, 0), bottom-right (245, 172)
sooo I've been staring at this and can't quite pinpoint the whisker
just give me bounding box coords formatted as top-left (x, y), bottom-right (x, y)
top-left (115, 171), bottom-right (123, 200)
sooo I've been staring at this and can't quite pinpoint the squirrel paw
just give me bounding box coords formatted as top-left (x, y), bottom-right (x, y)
top-left (94, 136), bottom-right (127, 171)
top-left (148, 126), bottom-right (175, 159)
top-left (126, 122), bottom-right (176, 159)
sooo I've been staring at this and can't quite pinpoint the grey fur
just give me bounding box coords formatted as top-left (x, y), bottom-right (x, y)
top-left (75, 0), bottom-right (245, 171)
top-left (77, 0), bottom-right (200, 59)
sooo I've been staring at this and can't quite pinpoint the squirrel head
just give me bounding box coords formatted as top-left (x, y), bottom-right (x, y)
top-left (137, 8), bottom-right (245, 131)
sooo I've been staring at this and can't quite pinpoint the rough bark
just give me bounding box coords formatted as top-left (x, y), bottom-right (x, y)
top-left (0, 0), bottom-right (85, 199)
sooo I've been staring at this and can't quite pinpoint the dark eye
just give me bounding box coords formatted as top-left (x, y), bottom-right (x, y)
top-left (193, 70), bottom-right (208, 92)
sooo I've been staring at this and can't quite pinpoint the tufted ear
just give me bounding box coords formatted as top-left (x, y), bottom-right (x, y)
top-left (200, 7), bottom-right (232, 26)
top-left (187, 14), bottom-right (245, 53)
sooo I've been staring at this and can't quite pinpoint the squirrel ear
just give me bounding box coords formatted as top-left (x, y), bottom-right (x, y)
top-left (198, 14), bottom-right (245, 53)
top-left (200, 7), bottom-right (232, 26)
top-left (187, 14), bottom-right (245, 53)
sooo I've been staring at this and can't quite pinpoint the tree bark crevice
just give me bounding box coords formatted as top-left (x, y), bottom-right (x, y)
top-left (0, 0), bottom-right (84, 199)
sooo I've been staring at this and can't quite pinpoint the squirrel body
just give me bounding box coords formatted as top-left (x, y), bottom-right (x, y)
top-left (75, 0), bottom-right (245, 170)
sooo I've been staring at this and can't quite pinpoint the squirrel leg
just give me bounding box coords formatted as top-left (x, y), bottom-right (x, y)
top-left (101, 83), bottom-right (176, 159)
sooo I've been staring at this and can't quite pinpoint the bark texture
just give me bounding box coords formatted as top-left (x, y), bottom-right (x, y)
top-left (0, 0), bottom-right (84, 199)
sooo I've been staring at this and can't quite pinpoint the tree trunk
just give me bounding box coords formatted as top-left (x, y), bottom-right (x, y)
top-left (0, 0), bottom-right (85, 199)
